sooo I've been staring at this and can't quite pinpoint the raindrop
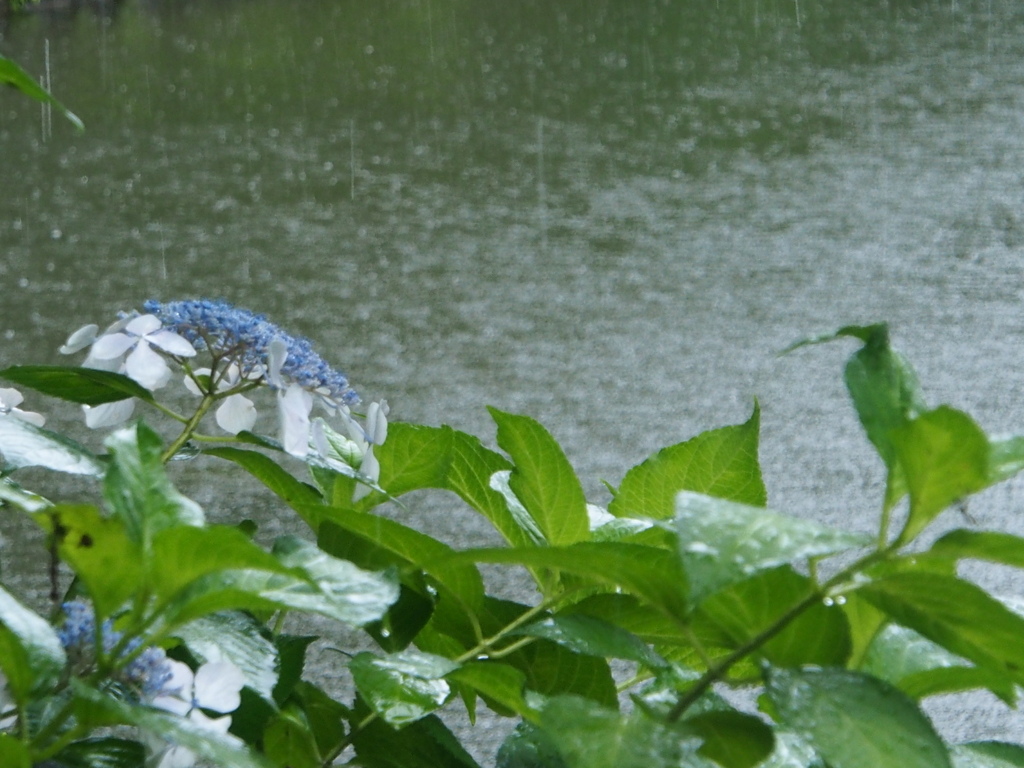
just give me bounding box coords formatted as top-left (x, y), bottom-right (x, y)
top-left (822, 597), bottom-right (834, 607)
top-left (835, 595), bottom-right (847, 605)
top-left (379, 628), bottom-right (390, 638)
top-left (50, 228), bottom-right (62, 240)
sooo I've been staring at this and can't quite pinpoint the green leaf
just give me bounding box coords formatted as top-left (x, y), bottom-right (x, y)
top-left (695, 566), bottom-right (851, 667)
top-left (288, 682), bottom-right (348, 760)
top-left (841, 592), bottom-right (888, 669)
top-left (0, 54), bottom-right (84, 129)
top-left (41, 504), bottom-right (141, 619)
top-left (446, 543), bottom-right (689, 623)
top-left (350, 650), bottom-right (459, 727)
top-left (496, 722), bottom-right (569, 768)
top-left (366, 583), bottom-right (435, 653)
top-left (488, 408), bottom-right (589, 546)
top-left (350, 703), bottom-right (482, 768)
top-left (929, 529), bottom-right (1024, 568)
top-left (511, 614), bottom-right (667, 669)
top-left (173, 611), bottom-right (279, 704)
top-left (0, 415), bottom-right (104, 476)
top-left (857, 570), bottom-right (1024, 686)
top-left (767, 667), bottom-right (950, 768)
top-left (363, 422), bottom-right (455, 502)
top-left (0, 583), bottom-right (66, 700)
top-left (445, 429), bottom-right (529, 547)
top-left (446, 661), bottom-right (535, 720)
top-left (205, 447), bottom-right (323, 507)
top-left (987, 436), bottom-right (1024, 484)
top-left (71, 680), bottom-right (272, 768)
top-left (952, 742), bottom-right (1024, 768)
top-left (150, 525), bottom-right (288, 600)
top-left (273, 635), bottom-right (316, 705)
top-left (0, 476), bottom-right (51, 512)
top-left (893, 407), bottom-right (990, 544)
top-left (53, 737), bottom-right (146, 768)
top-left (314, 511), bottom-right (485, 611)
top-left (538, 695), bottom-right (704, 768)
top-left (0, 366), bottom-right (149, 405)
top-left (610, 402), bottom-right (765, 519)
top-left (264, 704), bottom-right (322, 768)
top-left (675, 491), bottom-right (868, 607)
top-left (684, 710), bottom-right (775, 768)
top-left (0, 735), bottom-right (29, 768)
top-left (103, 422), bottom-right (204, 551)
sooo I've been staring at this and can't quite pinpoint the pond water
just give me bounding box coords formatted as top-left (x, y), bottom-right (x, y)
top-left (4, 0), bottom-right (1024, 759)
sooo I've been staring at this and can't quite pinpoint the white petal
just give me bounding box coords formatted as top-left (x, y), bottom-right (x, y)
top-left (188, 710), bottom-right (237, 739)
top-left (366, 401), bottom-right (388, 445)
top-left (59, 324), bottom-right (98, 354)
top-left (125, 341), bottom-right (172, 391)
top-left (0, 388), bottom-right (24, 408)
top-left (82, 352), bottom-right (124, 372)
top-left (151, 660), bottom-right (194, 706)
top-left (83, 399), bottom-right (135, 429)
top-left (216, 395), bottom-right (257, 435)
top-left (147, 330), bottom-right (197, 358)
top-left (12, 408), bottom-right (45, 428)
top-left (278, 384), bottom-right (313, 457)
top-left (90, 332), bottom-right (137, 360)
top-left (353, 447), bottom-right (380, 502)
top-left (345, 413), bottom-right (369, 452)
top-left (125, 314), bottom-right (162, 336)
top-left (193, 662), bottom-right (244, 714)
top-left (267, 338), bottom-right (288, 388)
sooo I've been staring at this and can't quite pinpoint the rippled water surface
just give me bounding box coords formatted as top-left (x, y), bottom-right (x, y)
top-left (4, 0), bottom-right (1024, 759)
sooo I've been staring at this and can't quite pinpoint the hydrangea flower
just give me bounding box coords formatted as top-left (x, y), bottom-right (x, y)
top-left (61, 314), bottom-right (196, 428)
top-left (145, 299), bottom-right (360, 456)
top-left (311, 400), bottom-right (389, 501)
top-left (148, 659), bottom-right (245, 768)
top-left (0, 387), bottom-right (45, 427)
top-left (59, 600), bottom-right (173, 696)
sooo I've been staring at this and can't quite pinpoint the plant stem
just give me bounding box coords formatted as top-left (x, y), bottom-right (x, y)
top-left (664, 548), bottom-right (890, 723)
top-left (161, 392), bottom-right (216, 463)
top-left (324, 711), bottom-right (377, 765)
top-left (486, 636), bottom-right (537, 660)
top-left (454, 591), bottom-right (570, 664)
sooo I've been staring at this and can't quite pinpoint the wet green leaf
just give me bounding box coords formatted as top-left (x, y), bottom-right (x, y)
top-left (857, 570), bottom-right (1024, 687)
top-left (496, 722), bottom-right (568, 768)
top-left (489, 408), bottom-right (589, 546)
top-left (446, 661), bottom-right (535, 720)
top-left (0, 415), bottom-right (104, 476)
top-left (53, 737), bottom-right (146, 768)
top-left (929, 529), bottom-right (1024, 568)
top-left (0, 54), bottom-right (84, 129)
top-left (758, 731), bottom-right (824, 768)
top-left (684, 710), bottom-right (775, 768)
top-left (173, 611), bottom-right (279, 704)
top-left (350, 650), bottom-right (459, 726)
top-left (538, 695), bottom-right (704, 768)
top-left (675, 491), bottom-right (868, 607)
top-left (767, 667), bottom-right (950, 768)
top-left (362, 422), bottom-right (454, 502)
top-left (695, 566), bottom-right (851, 667)
top-left (0, 366), bottom-right (146, 405)
top-left (0, 476), bottom-right (50, 512)
top-left (893, 407), bottom-right (989, 545)
top-left (0, 583), bottom-right (66, 701)
top-left (103, 422), bottom-right (204, 550)
top-left (511, 614), bottom-right (667, 668)
top-left (610, 402), bottom-right (765, 519)
top-left (987, 436), bottom-right (1024, 484)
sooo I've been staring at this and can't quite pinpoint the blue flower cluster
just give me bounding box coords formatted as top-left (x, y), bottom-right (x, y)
top-left (143, 299), bottom-right (359, 407)
top-left (59, 600), bottom-right (172, 696)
